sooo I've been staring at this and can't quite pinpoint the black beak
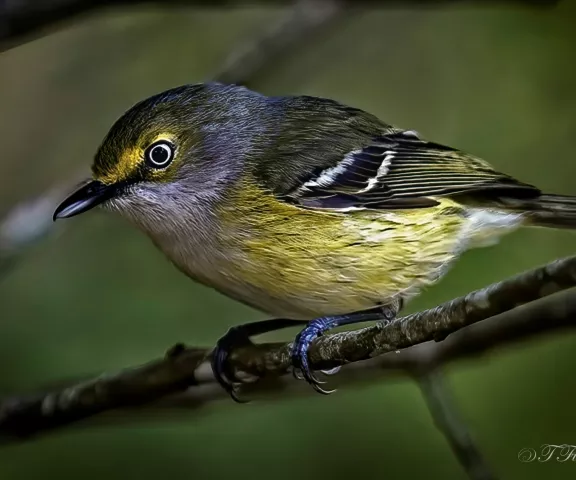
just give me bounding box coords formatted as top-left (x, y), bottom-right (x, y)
top-left (53, 180), bottom-right (117, 221)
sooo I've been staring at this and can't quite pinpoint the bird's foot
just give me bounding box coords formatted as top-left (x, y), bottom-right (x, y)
top-left (290, 307), bottom-right (397, 395)
top-left (211, 325), bottom-right (252, 403)
top-left (290, 317), bottom-right (339, 394)
top-left (211, 318), bottom-right (307, 403)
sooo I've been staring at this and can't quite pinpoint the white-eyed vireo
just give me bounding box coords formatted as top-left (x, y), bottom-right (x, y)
top-left (54, 82), bottom-right (576, 400)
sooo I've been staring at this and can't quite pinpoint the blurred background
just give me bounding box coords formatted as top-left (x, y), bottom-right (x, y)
top-left (1, 1), bottom-right (575, 479)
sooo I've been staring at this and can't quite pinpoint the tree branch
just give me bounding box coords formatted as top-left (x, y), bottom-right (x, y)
top-left (0, 1), bottom-right (558, 53)
top-left (213, 0), bottom-right (345, 86)
top-left (223, 254), bottom-right (576, 378)
top-left (1, 256), bottom-right (575, 443)
top-left (417, 371), bottom-right (495, 480)
top-left (0, 0), bottom-right (344, 53)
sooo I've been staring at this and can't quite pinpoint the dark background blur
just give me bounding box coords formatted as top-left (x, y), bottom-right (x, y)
top-left (1, 2), bottom-right (576, 479)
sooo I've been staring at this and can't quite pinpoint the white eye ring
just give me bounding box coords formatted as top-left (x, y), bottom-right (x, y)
top-left (145, 140), bottom-right (175, 168)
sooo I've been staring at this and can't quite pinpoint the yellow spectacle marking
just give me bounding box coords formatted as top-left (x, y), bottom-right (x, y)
top-left (96, 145), bottom-right (143, 185)
top-left (94, 132), bottom-right (177, 185)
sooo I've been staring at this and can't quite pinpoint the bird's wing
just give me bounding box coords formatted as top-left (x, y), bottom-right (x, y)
top-left (285, 130), bottom-right (540, 211)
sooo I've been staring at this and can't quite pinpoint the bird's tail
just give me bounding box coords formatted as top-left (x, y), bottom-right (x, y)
top-left (519, 194), bottom-right (576, 229)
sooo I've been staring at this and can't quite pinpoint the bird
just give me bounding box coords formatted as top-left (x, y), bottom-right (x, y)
top-left (53, 82), bottom-right (576, 400)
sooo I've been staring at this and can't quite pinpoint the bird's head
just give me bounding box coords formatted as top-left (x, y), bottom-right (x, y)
top-left (53, 82), bottom-right (272, 228)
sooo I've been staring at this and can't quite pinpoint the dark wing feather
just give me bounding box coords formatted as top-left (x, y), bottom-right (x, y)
top-left (286, 130), bottom-right (540, 211)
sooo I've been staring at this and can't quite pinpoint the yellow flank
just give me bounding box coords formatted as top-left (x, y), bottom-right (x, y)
top-left (217, 177), bottom-right (467, 318)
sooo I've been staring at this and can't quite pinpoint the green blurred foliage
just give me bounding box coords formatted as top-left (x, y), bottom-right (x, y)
top-left (1, 3), bottom-right (576, 479)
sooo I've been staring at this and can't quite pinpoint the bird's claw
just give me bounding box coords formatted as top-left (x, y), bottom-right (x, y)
top-left (210, 326), bottom-right (250, 404)
top-left (292, 369), bottom-right (304, 381)
top-left (290, 319), bottom-right (337, 395)
top-left (211, 318), bottom-right (307, 402)
top-left (320, 366), bottom-right (341, 376)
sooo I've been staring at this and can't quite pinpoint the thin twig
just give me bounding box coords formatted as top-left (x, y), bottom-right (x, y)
top-left (418, 371), bottom-right (496, 480)
top-left (1, 258), bottom-right (575, 441)
top-left (0, 0), bottom-right (559, 52)
top-left (0, 177), bottom-right (87, 279)
top-left (84, 286), bottom-right (576, 415)
top-left (213, 0), bottom-right (344, 86)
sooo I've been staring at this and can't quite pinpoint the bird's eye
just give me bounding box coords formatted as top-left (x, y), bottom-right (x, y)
top-left (145, 140), bottom-right (175, 168)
